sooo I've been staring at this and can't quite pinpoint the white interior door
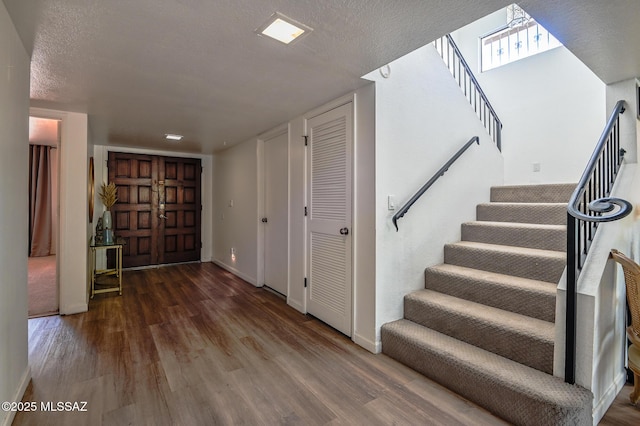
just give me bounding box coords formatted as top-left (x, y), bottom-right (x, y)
top-left (263, 131), bottom-right (289, 296)
top-left (306, 103), bottom-right (353, 336)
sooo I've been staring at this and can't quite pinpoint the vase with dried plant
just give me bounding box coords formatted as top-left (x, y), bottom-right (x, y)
top-left (99, 182), bottom-right (118, 244)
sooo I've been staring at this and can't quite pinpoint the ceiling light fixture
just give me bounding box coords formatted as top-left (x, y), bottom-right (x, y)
top-left (256, 12), bottom-right (312, 45)
top-left (165, 133), bottom-right (183, 141)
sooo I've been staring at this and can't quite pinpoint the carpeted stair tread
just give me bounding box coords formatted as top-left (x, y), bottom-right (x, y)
top-left (425, 264), bottom-right (556, 322)
top-left (405, 289), bottom-right (554, 373)
top-left (444, 241), bottom-right (566, 283)
top-left (490, 183), bottom-right (576, 203)
top-left (381, 320), bottom-right (592, 426)
top-left (477, 202), bottom-right (566, 225)
top-left (461, 221), bottom-right (565, 251)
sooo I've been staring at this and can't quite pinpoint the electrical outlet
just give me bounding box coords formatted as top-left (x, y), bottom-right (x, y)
top-left (532, 162), bottom-right (541, 172)
top-left (230, 248), bottom-right (235, 255)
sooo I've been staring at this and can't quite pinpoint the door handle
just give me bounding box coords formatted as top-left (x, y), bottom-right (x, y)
top-left (339, 227), bottom-right (349, 235)
top-left (159, 214), bottom-right (168, 220)
top-left (261, 217), bottom-right (268, 223)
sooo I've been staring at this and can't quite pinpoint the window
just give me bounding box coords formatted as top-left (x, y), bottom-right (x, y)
top-left (481, 4), bottom-right (562, 72)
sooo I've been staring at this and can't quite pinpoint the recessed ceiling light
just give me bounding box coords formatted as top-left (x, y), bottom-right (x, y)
top-left (256, 12), bottom-right (312, 45)
top-left (165, 133), bottom-right (183, 141)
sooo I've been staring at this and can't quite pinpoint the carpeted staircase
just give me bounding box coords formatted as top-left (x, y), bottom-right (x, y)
top-left (381, 183), bottom-right (593, 425)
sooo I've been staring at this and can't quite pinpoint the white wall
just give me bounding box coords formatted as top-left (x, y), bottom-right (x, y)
top-left (213, 139), bottom-right (259, 284)
top-left (606, 78), bottom-right (639, 164)
top-left (451, 10), bottom-right (606, 185)
top-left (366, 44), bottom-right (504, 344)
top-left (92, 145), bottom-right (214, 264)
top-left (30, 108), bottom-right (89, 315)
top-left (0, 3), bottom-right (31, 425)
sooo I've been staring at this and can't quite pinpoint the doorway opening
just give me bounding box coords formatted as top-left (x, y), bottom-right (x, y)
top-left (27, 116), bottom-right (60, 318)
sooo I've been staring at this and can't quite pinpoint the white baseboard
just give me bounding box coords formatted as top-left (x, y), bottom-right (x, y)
top-left (59, 303), bottom-right (88, 315)
top-left (353, 332), bottom-right (381, 354)
top-left (287, 297), bottom-right (305, 314)
top-left (212, 259), bottom-right (257, 286)
top-left (592, 369), bottom-right (627, 425)
top-left (1, 366), bottom-right (32, 426)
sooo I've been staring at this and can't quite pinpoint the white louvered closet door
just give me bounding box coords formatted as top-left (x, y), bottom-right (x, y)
top-left (306, 103), bottom-right (353, 336)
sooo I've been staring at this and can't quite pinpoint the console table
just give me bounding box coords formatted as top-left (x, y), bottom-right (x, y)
top-left (90, 241), bottom-right (123, 298)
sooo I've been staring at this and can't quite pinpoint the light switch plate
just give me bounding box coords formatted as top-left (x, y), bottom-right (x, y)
top-left (388, 195), bottom-right (396, 210)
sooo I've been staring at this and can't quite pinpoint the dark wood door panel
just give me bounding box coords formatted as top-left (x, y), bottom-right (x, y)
top-left (108, 152), bottom-right (200, 268)
top-left (158, 156), bottom-right (201, 265)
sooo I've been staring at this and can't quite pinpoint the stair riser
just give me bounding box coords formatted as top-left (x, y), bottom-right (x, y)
top-left (404, 296), bottom-right (553, 373)
top-left (461, 223), bottom-right (565, 252)
top-left (381, 321), bottom-right (592, 426)
top-left (424, 268), bottom-right (556, 322)
top-left (477, 204), bottom-right (566, 225)
top-left (490, 184), bottom-right (575, 203)
top-left (444, 245), bottom-right (565, 283)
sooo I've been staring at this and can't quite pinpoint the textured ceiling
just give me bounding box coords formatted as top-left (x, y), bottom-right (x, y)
top-left (519, 0), bottom-right (640, 86)
top-left (4, 0), bottom-right (640, 153)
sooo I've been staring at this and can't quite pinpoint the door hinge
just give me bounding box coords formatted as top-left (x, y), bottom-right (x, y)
top-left (200, 241), bottom-right (203, 248)
top-left (304, 206), bottom-right (308, 216)
top-left (304, 277), bottom-right (307, 288)
top-left (303, 135), bottom-right (308, 146)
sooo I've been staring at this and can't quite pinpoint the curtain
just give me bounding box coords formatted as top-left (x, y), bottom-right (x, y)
top-left (29, 145), bottom-right (55, 257)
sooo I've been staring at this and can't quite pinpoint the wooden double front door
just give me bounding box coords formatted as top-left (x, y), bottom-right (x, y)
top-left (108, 152), bottom-right (202, 268)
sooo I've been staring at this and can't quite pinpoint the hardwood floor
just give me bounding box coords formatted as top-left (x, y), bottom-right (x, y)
top-left (14, 262), bottom-right (639, 425)
top-left (600, 384), bottom-right (640, 425)
top-left (14, 262), bottom-right (509, 425)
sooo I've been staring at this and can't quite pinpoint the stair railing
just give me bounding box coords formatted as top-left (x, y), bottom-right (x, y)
top-left (392, 136), bottom-right (479, 231)
top-left (434, 35), bottom-right (502, 151)
top-left (565, 100), bottom-right (632, 384)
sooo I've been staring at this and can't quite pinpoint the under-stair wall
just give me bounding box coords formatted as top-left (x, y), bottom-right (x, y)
top-left (363, 44), bottom-right (503, 348)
